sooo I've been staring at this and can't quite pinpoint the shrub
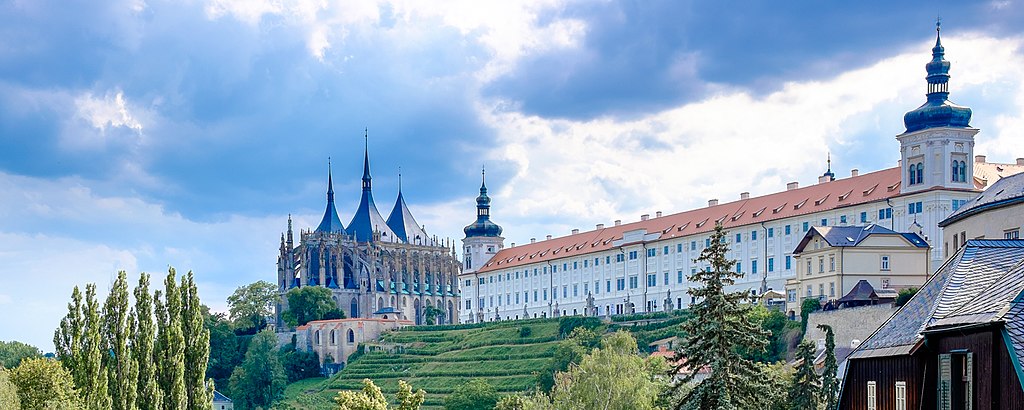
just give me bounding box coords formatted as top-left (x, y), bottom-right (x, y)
top-left (518, 326), bottom-right (532, 338)
top-left (895, 287), bottom-right (918, 307)
top-left (557, 316), bottom-right (602, 338)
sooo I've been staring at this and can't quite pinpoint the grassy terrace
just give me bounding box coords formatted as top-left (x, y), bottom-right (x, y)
top-left (282, 319), bottom-right (562, 409)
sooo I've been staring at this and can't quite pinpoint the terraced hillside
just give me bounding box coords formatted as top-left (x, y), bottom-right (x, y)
top-left (284, 318), bottom-right (562, 409)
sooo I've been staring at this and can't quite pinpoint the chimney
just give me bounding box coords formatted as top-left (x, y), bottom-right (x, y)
top-left (641, 214), bottom-right (650, 221)
top-left (530, 237), bottom-right (536, 244)
top-left (851, 168), bottom-right (859, 177)
top-left (571, 229), bottom-right (579, 235)
top-left (818, 175), bottom-right (828, 184)
top-left (546, 234), bottom-right (552, 240)
top-left (1017, 158), bottom-right (1024, 166)
top-left (740, 192), bottom-right (750, 200)
top-left (596, 223), bottom-right (605, 229)
top-left (614, 220), bottom-right (621, 226)
top-left (708, 199), bottom-right (719, 207)
top-left (786, 182), bottom-right (799, 191)
top-left (897, 159), bottom-right (902, 167)
top-left (510, 242), bottom-right (515, 247)
top-left (656, 211), bottom-right (663, 218)
top-left (975, 155), bottom-right (987, 163)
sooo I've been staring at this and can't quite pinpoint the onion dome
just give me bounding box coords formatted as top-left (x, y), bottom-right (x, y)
top-left (347, 134), bottom-right (401, 242)
top-left (315, 159), bottom-right (345, 234)
top-left (464, 168), bottom-right (503, 238)
top-left (903, 21), bottom-right (972, 133)
top-left (386, 172), bottom-right (432, 245)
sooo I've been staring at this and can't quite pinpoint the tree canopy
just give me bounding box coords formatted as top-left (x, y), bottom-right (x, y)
top-left (9, 357), bottom-right (83, 410)
top-left (0, 366), bottom-right (20, 410)
top-left (335, 379), bottom-right (425, 410)
top-left (227, 281), bottom-right (279, 332)
top-left (550, 331), bottom-right (667, 410)
top-left (282, 286), bottom-right (344, 327)
top-left (0, 341), bottom-right (41, 370)
top-left (229, 329), bottom-right (287, 409)
top-left (444, 379), bottom-right (499, 410)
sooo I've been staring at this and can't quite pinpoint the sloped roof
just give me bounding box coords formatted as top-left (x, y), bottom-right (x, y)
top-left (850, 240), bottom-right (1024, 359)
top-left (794, 225), bottom-right (928, 254)
top-left (346, 147), bottom-right (401, 243)
top-left (974, 160), bottom-right (1024, 188)
top-left (940, 171), bottom-right (1024, 227)
top-left (478, 167), bottom-right (904, 273)
top-left (315, 168), bottom-right (345, 234)
top-left (213, 390), bottom-right (232, 403)
top-left (836, 280), bottom-right (890, 304)
top-left (386, 189), bottom-right (432, 245)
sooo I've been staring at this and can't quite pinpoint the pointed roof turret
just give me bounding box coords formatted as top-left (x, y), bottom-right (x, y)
top-left (822, 153), bottom-right (835, 182)
top-left (387, 169), bottom-right (433, 245)
top-left (315, 159), bottom-right (345, 234)
top-left (464, 166), bottom-right (503, 238)
top-left (903, 20), bottom-right (973, 132)
top-left (347, 132), bottom-right (401, 242)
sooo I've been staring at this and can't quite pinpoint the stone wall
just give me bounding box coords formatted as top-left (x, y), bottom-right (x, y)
top-left (803, 304), bottom-right (896, 349)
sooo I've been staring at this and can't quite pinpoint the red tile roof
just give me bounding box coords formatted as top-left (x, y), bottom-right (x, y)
top-left (475, 167), bottom-right (906, 274)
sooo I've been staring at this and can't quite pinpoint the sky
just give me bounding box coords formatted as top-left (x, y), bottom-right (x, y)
top-left (2, 0), bottom-right (1024, 351)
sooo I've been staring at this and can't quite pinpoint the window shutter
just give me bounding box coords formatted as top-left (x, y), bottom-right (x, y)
top-left (966, 352), bottom-right (974, 410)
top-left (938, 353), bottom-right (952, 410)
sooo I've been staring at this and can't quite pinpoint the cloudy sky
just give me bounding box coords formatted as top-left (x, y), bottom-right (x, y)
top-left (3, 0), bottom-right (1024, 350)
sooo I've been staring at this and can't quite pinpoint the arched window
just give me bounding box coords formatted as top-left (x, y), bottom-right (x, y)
top-left (908, 164), bottom-right (917, 185)
top-left (952, 161), bottom-right (960, 182)
top-left (315, 330), bottom-right (321, 345)
top-left (959, 161), bottom-right (967, 182)
top-left (347, 329), bottom-right (355, 344)
top-left (350, 298), bottom-right (359, 318)
top-left (916, 162), bottom-right (923, 185)
top-left (330, 330), bottom-right (336, 345)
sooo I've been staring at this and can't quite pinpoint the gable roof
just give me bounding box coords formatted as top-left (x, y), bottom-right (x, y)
top-left (476, 167), bottom-right (905, 273)
top-left (836, 280), bottom-right (897, 304)
top-left (940, 171), bottom-right (1024, 227)
top-left (849, 240), bottom-right (1024, 360)
top-left (794, 225), bottom-right (929, 254)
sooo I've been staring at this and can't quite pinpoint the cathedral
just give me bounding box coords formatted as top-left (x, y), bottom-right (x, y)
top-left (275, 142), bottom-right (462, 327)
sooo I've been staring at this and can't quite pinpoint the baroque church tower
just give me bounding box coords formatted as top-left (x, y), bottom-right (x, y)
top-left (898, 21), bottom-right (977, 195)
top-left (462, 168), bottom-right (504, 273)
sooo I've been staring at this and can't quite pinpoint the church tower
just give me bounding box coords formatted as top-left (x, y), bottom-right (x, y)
top-left (462, 168), bottom-right (504, 273)
top-left (898, 21), bottom-right (978, 195)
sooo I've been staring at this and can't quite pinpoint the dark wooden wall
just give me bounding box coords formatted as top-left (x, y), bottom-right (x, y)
top-left (841, 354), bottom-right (924, 410)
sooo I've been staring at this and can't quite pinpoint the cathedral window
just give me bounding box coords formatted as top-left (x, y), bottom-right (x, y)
top-left (347, 329), bottom-right (355, 344)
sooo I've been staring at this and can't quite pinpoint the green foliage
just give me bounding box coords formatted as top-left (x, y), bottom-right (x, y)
top-left (817, 324), bottom-right (839, 410)
top-left (800, 298), bottom-right (821, 333)
top-left (0, 341), bottom-right (41, 370)
top-left (132, 273), bottom-right (162, 410)
top-left (538, 327), bottom-right (601, 392)
top-left (494, 393), bottom-right (550, 410)
top-left (156, 269), bottom-right (187, 410)
top-left (279, 337), bottom-right (322, 383)
top-left (895, 287), bottom-right (918, 307)
top-left (518, 326), bottom-right (532, 338)
top-left (549, 331), bottom-right (668, 410)
top-left (745, 306), bottom-right (788, 363)
top-left (181, 272), bottom-right (213, 410)
top-left (423, 306), bottom-right (445, 326)
top-left (102, 271), bottom-right (137, 410)
top-left (334, 379), bottom-right (424, 410)
top-left (556, 316), bottom-right (602, 339)
top-left (0, 366), bottom-right (20, 410)
top-left (230, 330), bottom-right (287, 409)
top-left (674, 224), bottom-right (769, 410)
top-left (787, 341), bottom-right (819, 410)
top-left (228, 281), bottom-right (280, 333)
top-left (10, 357), bottom-right (83, 410)
top-left (443, 379), bottom-right (499, 410)
top-left (205, 310), bottom-right (245, 398)
top-left (282, 287), bottom-right (345, 327)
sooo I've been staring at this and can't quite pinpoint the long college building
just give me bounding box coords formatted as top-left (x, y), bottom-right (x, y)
top-left (458, 24), bottom-right (1023, 323)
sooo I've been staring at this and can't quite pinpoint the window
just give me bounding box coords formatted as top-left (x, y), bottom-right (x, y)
top-left (629, 276), bottom-right (638, 289)
top-left (347, 329), bottom-right (355, 344)
top-left (829, 256), bottom-right (835, 272)
top-left (806, 285), bottom-right (812, 297)
top-left (785, 255), bottom-right (792, 270)
top-left (562, 286), bottom-right (567, 298)
top-left (829, 282), bottom-right (835, 297)
top-left (583, 260), bottom-right (588, 268)
top-left (664, 272), bottom-right (669, 286)
top-left (736, 233), bottom-right (742, 243)
top-left (677, 244), bottom-right (682, 253)
top-left (647, 274), bottom-right (657, 287)
top-left (543, 289), bottom-right (548, 300)
top-left (573, 261), bottom-right (578, 269)
top-left (751, 230), bottom-right (758, 241)
top-left (465, 300), bottom-right (471, 309)
top-left (768, 257), bottom-right (774, 272)
top-left (736, 262), bottom-right (742, 273)
top-left (880, 255), bottom-right (890, 271)
top-left (909, 163), bottom-right (918, 185)
top-left (908, 201), bottom-right (923, 215)
top-left (677, 270), bottom-right (684, 283)
top-left (616, 278), bottom-right (625, 291)
top-left (663, 246), bottom-right (669, 254)
top-left (646, 248), bottom-right (656, 257)
top-left (572, 284), bottom-right (578, 297)
top-left (606, 256), bottom-right (611, 264)
top-left (616, 254), bottom-right (624, 263)
top-left (787, 289), bottom-right (796, 303)
top-left (938, 353), bottom-right (973, 410)
top-left (952, 199), bottom-right (968, 211)
top-left (593, 282), bottom-right (598, 294)
top-left (329, 330), bottom-right (337, 345)
top-left (818, 257), bottom-right (824, 273)
top-left (767, 227), bottom-right (774, 238)
top-left (866, 381), bottom-right (876, 410)
top-left (479, 298), bottom-right (484, 308)
top-left (802, 222), bottom-right (809, 232)
top-left (690, 241), bottom-right (696, 251)
top-left (821, 218), bottom-right (828, 226)
top-left (818, 284), bottom-right (824, 297)
top-left (705, 238), bottom-right (711, 247)
top-left (785, 225), bottom-right (791, 235)
top-left (952, 160), bottom-right (967, 183)
top-left (807, 260), bottom-right (812, 275)
top-left (860, 211), bottom-right (867, 223)
top-left (751, 260), bottom-right (758, 274)
top-left (879, 208), bottom-right (892, 220)
top-left (1005, 229), bottom-right (1020, 239)
top-left (607, 280), bottom-right (611, 293)
top-left (895, 381), bottom-right (906, 410)
top-left (534, 290), bottom-right (538, 302)
top-left (628, 251), bottom-right (638, 260)
top-left (840, 215), bottom-right (847, 224)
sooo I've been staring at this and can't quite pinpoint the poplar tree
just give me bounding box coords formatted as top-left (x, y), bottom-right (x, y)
top-left (133, 273), bottom-right (162, 410)
top-left (54, 286), bottom-right (84, 384)
top-left (787, 341), bottom-right (820, 409)
top-left (180, 272), bottom-right (213, 410)
top-left (104, 271), bottom-right (138, 410)
top-left (817, 324), bottom-right (839, 410)
top-left (156, 269), bottom-right (186, 410)
top-left (82, 284), bottom-right (112, 410)
top-left (673, 224), bottom-right (768, 410)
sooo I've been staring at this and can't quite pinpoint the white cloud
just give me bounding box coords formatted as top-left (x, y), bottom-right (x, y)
top-left (474, 34), bottom-right (1024, 246)
top-left (74, 90), bottom-right (143, 134)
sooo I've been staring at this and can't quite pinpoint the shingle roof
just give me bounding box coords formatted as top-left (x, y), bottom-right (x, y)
top-left (794, 225), bottom-right (928, 254)
top-left (836, 280), bottom-right (894, 304)
top-left (476, 167), bottom-right (905, 273)
top-left (940, 171), bottom-right (1024, 227)
top-left (850, 240), bottom-right (1024, 359)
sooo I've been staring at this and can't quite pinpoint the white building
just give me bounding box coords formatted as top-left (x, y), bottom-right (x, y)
top-left (458, 25), bottom-right (1022, 323)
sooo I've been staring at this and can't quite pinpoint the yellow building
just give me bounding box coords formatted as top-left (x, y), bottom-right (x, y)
top-left (939, 171), bottom-right (1024, 258)
top-left (785, 225), bottom-right (930, 316)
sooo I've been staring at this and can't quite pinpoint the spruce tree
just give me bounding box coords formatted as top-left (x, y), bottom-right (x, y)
top-left (82, 283), bottom-right (112, 410)
top-left (817, 324), bottom-right (839, 410)
top-left (104, 271), bottom-right (138, 410)
top-left (673, 224), bottom-right (768, 410)
top-left (133, 272), bottom-right (162, 410)
top-left (180, 272), bottom-right (213, 410)
top-left (156, 269), bottom-right (186, 410)
top-left (787, 341), bottom-right (819, 409)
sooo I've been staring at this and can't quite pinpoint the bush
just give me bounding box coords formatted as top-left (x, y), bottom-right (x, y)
top-left (518, 326), bottom-right (532, 338)
top-left (895, 287), bottom-right (918, 307)
top-left (800, 298), bottom-right (821, 333)
top-left (557, 316), bottom-right (602, 338)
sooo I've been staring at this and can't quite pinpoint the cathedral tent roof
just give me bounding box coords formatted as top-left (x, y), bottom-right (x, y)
top-left (315, 163), bottom-right (345, 234)
top-left (387, 184), bottom-right (432, 245)
top-left (347, 143), bottom-right (401, 243)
